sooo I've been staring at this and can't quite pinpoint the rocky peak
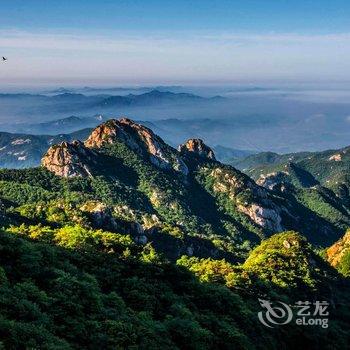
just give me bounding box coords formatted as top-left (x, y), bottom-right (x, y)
top-left (41, 140), bottom-right (97, 177)
top-left (84, 119), bottom-right (122, 148)
top-left (178, 138), bottom-right (216, 160)
top-left (85, 118), bottom-right (188, 174)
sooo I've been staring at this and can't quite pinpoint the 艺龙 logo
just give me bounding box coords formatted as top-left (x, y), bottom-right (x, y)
top-left (258, 299), bottom-right (293, 328)
top-left (258, 299), bottom-right (329, 328)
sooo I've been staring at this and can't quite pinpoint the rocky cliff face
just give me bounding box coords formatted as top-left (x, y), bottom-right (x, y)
top-left (327, 230), bottom-right (350, 267)
top-left (178, 138), bottom-right (216, 160)
top-left (237, 203), bottom-right (284, 232)
top-left (41, 140), bottom-right (98, 177)
top-left (206, 167), bottom-right (290, 233)
top-left (85, 118), bottom-right (188, 174)
top-left (257, 171), bottom-right (290, 190)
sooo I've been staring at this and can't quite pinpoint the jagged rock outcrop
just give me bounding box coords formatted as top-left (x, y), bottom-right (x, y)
top-left (327, 230), bottom-right (350, 267)
top-left (257, 172), bottom-right (289, 190)
top-left (237, 203), bottom-right (284, 232)
top-left (208, 167), bottom-right (290, 232)
top-left (41, 140), bottom-right (98, 177)
top-left (210, 167), bottom-right (266, 199)
top-left (178, 138), bottom-right (216, 160)
top-left (85, 118), bottom-right (188, 174)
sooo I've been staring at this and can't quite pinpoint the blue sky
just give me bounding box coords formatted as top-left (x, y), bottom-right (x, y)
top-left (2, 0), bottom-right (350, 33)
top-left (1, 1), bottom-right (350, 85)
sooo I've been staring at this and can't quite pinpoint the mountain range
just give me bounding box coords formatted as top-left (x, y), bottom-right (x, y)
top-left (3, 87), bottom-right (350, 154)
top-left (0, 115), bottom-right (254, 168)
top-left (0, 89), bottom-right (221, 124)
top-left (10, 115), bottom-right (103, 135)
top-left (232, 147), bottom-right (350, 203)
top-left (0, 117), bottom-right (350, 348)
top-left (13, 118), bottom-right (349, 245)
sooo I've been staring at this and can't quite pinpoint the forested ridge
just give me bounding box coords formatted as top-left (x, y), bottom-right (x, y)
top-left (0, 118), bottom-right (350, 348)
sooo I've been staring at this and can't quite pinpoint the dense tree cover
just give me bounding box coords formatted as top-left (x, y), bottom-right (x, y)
top-left (232, 147), bottom-right (350, 191)
top-left (242, 232), bottom-right (336, 293)
top-left (234, 148), bottom-right (350, 212)
top-left (295, 187), bottom-right (350, 230)
top-left (0, 136), bottom-right (346, 259)
top-left (6, 224), bottom-right (135, 254)
top-left (0, 144), bottom-right (267, 262)
top-left (0, 227), bottom-right (349, 349)
top-left (178, 232), bottom-right (344, 297)
top-left (1, 129), bottom-right (350, 348)
top-left (194, 163), bottom-right (347, 246)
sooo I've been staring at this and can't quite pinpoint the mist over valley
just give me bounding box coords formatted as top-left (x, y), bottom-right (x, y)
top-left (1, 84), bottom-right (350, 155)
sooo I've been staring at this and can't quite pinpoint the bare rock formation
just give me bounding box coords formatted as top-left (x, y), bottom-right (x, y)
top-left (85, 118), bottom-right (188, 174)
top-left (41, 140), bottom-right (97, 177)
top-left (178, 138), bottom-right (216, 160)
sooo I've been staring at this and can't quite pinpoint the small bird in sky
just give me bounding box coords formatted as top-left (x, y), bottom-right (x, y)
top-left (2, 57), bottom-right (7, 61)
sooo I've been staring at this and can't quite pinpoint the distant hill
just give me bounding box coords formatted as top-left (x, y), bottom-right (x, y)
top-left (0, 129), bottom-right (91, 168)
top-left (46, 85), bottom-right (184, 95)
top-left (212, 145), bottom-right (255, 163)
top-left (12, 115), bottom-right (104, 135)
top-left (94, 89), bottom-right (217, 108)
top-left (0, 90), bottom-right (222, 130)
top-left (0, 90), bottom-right (215, 111)
top-left (231, 151), bottom-right (313, 171)
top-left (231, 147), bottom-right (350, 227)
top-left (232, 146), bottom-right (350, 195)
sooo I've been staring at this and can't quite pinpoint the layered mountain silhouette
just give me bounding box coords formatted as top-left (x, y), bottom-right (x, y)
top-left (0, 89), bottom-right (219, 117)
top-left (38, 118), bottom-right (347, 248)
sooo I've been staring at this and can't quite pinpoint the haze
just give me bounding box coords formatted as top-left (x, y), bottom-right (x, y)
top-left (1, 1), bottom-right (350, 84)
top-left (0, 1), bottom-right (350, 154)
